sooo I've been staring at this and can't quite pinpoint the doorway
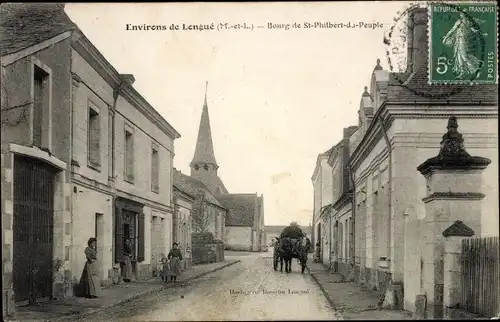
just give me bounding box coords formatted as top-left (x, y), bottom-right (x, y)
top-left (122, 210), bottom-right (137, 261)
top-left (13, 155), bottom-right (57, 305)
top-left (95, 213), bottom-right (104, 279)
top-left (317, 223), bottom-right (323, 263)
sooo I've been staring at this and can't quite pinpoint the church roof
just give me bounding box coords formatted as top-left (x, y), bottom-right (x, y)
top-left (217, 193), bottom-right (258, 226)
top-left (191, 84), bottom-right (218, 167)
top-left (173, 170), bottom-right (224, 208)
top-left (0, 3), bottom-right (77, 56)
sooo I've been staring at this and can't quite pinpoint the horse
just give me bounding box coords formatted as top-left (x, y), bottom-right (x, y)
top-left (278, 236), bottom-right (311, 273)
top-left (273, 238), bottom-right (284, 271)
top-left (278, 237), bottom-right (293, 273)
top-left (297, 237), bottom-right (312, 273)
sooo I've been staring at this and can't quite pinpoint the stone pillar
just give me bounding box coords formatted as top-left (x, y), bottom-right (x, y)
top-left (1, 148), bottom-right (15, 316)
top-left (417, 117), bottom-right (490, 319)
top-left (442, 221), bottom-right (475, 319)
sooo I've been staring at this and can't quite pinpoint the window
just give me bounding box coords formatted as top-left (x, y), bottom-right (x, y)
top-left (151, 146), bottom-right (159, 193)
top-left (124, 129), bottom-right (135, 182)
top-left (33, 65), bottom-right (48, 148)
top-left (88, 103), bottom-right (101, 168)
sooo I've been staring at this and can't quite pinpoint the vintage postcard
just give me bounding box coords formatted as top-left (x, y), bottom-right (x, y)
top-left (1, 1), bottom-right (498, 321)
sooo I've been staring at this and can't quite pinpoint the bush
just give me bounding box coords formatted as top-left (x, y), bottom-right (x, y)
top-left (192, 232), bottom-right (215, 244)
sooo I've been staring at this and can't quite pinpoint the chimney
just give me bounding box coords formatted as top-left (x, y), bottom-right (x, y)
top-left (120, 74), bottom-right (135, 85)
top-left (407, 8), bottom-right (428, 73)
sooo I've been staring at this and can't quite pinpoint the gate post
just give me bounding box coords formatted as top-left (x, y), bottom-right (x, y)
top-left (442, 222), bottom-right (475, 319)
top-left (417, 117), bottom-right (490, 319)
top-left (1, 148), bottom-right (15, 316)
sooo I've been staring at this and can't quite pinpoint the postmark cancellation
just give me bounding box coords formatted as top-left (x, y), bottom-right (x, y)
top-left (428, 1), bottom-right (498, 85)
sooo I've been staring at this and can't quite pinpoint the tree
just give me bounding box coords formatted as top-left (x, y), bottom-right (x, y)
top-left (192, 195), bottom-right (212, 233)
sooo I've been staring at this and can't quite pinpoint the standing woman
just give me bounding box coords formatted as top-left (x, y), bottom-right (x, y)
top-left (123, 238), bottom-right (134, 283)
top-left (80, 237), bottom-right (101, 298)
top-left (167, 242), bottom-right (183, 283)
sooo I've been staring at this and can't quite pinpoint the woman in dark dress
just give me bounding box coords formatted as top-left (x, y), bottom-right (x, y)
top-left (79, 237), bottom-right (101, 298)
top-left (167, 242), bottom-right (183, 283)
top-left (123, 239), bottom-right (133, 283)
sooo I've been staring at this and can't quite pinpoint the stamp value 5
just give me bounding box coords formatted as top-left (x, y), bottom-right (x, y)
top-left (429, 2), bottom-right (498, 84)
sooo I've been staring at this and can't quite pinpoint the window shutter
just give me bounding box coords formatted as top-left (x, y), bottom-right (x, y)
top-left (137, 213), bottom-right (145, 262)
top-left (115, 207), bottom-right (123, 263)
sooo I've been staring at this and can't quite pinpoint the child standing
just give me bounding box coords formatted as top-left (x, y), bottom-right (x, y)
top-left (159, 254), bottom-right (169, 283)
top-left (167, 242), bottom-right (183, 283)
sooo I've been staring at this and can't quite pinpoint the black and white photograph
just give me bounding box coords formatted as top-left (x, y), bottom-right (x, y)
top-left (1, 1), bottom-right (499, 321)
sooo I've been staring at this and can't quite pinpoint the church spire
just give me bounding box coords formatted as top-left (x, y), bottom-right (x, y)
top-left (191, 81), bottom-right (218, 168)
top-left (204, 81), bottom-right (208, 107)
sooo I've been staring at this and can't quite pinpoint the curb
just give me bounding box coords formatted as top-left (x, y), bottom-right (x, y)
top-left (309, 272), bottom-right (340, 313)
top-left (49, 260), bottom-right (241, 322)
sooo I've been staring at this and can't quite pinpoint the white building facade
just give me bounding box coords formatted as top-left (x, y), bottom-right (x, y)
top-left (311, 149), bottom-right (333, 263)
top-left (70, 29), bottom-right (180, 285)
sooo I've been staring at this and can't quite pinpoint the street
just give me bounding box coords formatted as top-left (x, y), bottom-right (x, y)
top-left (76, 249), bottom-right (341, 321)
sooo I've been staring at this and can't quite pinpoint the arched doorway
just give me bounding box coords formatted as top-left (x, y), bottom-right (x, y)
top-left (13, 155), bottom-right (58, 305)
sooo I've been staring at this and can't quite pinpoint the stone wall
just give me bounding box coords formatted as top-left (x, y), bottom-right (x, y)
top-left (192, 232), bottom-right (224, 265)
top-left (192, 243), bottom-right (225, 265)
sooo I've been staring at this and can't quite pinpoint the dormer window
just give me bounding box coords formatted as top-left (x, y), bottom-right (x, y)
top-left (194, 165), bottom-right (199, 170)
top-left (204, 164), bottom-right (209, 170)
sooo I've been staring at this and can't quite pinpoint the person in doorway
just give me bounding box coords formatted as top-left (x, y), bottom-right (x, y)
top-left (167, 242), bottom-right (183, 283)
top-left (79, 237), bottom-right (101, 298)
top-left (314, 241), bottom-right (321, 263)
top-left (123, 238), bottom-right (133, 283)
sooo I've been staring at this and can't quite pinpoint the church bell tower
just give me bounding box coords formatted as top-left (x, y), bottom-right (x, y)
top-left (190, 82), bottom-right (221, 191)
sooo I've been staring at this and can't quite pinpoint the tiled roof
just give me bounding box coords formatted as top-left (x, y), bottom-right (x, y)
top-left (217, 194), bottom-right (257, 227)
top-left (388, 66), bottom-right (499, 103)
top-left (173, 184), bottom-right (195, 200)
top-left (173, 170), bottom-right (223, 208)
top-left (0, 3), bottom-right (77, 56)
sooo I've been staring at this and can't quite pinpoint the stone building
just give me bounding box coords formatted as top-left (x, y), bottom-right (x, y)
top-left (173, 169), bottom-right (226, 242)
top-left (311, 148), bottom-right (333, 263)
top-left (173, 169), bottom-right (227, 264)
top-left (342, 6), bottom-right (497, 315)
top-left (218, 193), bottom-right (265, 251)
top-left (187, 87), bottom-right (266, 252)
top-left (327, 126), bottom-right (358, 277)
top-left (1, 3), bottom-right (181, 314)
top-left (173, 184), bottom-right (195, 270)
top-left (1, 4), bottom-right (74, 312)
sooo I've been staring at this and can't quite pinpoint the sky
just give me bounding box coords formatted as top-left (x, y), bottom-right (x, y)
top-left (65, 1), bottom-right (409, 227)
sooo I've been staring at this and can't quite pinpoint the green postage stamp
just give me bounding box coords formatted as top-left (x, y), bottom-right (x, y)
top-left (429, 2), bottom-right (498, 84)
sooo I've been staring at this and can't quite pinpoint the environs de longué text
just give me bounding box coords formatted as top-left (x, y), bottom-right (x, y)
top-left (125, 21), bottom-right (385, 32)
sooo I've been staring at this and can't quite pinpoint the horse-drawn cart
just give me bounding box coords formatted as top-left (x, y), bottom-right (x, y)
top-left (272, 237), bottom-right (310, 273)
